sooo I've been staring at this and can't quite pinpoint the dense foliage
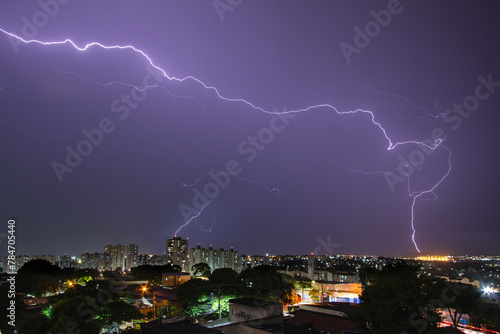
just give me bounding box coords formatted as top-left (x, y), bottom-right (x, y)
top-left (176, 265), bottom-right (294, 319)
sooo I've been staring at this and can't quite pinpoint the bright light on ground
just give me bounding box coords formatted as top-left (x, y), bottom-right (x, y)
top-left (483, 287), bottom-right (494, 294)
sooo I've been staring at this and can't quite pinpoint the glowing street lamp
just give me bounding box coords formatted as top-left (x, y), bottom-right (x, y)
top-left (141, 285), bottom-right (158, 320)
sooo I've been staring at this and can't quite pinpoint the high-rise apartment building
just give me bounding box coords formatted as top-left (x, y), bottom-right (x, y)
top-left (188, 244), bottom-right (241, 273)
top-left (59, 254), bottom-right (73, 269)
top-left (189, 245), bottom-right (205, 272)
top-left (166, 236), bottom-right (189, 272)
top-left (104, 243), bottom-right (125, 270)
top-left (138, 253), bottom-right (166, 266)
top-left (81, 252), bottom-right (105, 271)
top-left (125, 242), bottom-right (139, 270)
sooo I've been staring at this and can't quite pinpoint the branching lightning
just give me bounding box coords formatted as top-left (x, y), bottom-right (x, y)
top-left (174, 199), bottom-right (213, 237)
top-left (182, 170), bottom-right (280, 196)
top-left (0, 119), bottom-right (58, 142)
top-left (408, 146), bottom-right (452, 252)
top-left (0, 28), bottom-right (453, 252)
top-left (0, 79), bottom-right (58, 142)
top-left (370, 87), bottom-right (444, 119)
top-left (40, 60), bottom-right (195, 99)
top-left (197, 219), bottom-right (216, 232)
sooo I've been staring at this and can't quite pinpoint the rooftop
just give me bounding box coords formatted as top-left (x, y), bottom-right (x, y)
top-left (288, 310), bottom-right (360, 334)
top-left (142, 321), bottom-right (220, 334)
top-left (162, 272), bottom-right (190, 276)
top-left (229, 298), bottom-right (280, 307)
top-left (300, 302), bottom-right (357, 315)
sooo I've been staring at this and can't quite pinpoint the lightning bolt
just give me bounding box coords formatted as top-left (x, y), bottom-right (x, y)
top-left (197, 219), bottom-right (216, 233)
top-left (370, 87), bottom-right (444, 119)
top-left (174, 199), bottom-right (213, 236)
top-left (0, 119), bottom-right (59, 142)
top-left (182, 170), bottom-right (280, 196)
top-left (0, 79), bottom-right (60, 142)
top-left (408, 146), bottom-right (452, 253)
top-left (338, 142), bottom-right (451, 252)
top-left (178, 171), bottom-right (279, 233)
top-left (39, 60), bottom-right (195, 100)
top-left (0, 28), bottom-right (452, 252)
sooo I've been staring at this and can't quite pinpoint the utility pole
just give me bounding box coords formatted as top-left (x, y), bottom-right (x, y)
top-left (217, 286), bottom-right (222, 319)
top-left (153, 292), bottom-right (159, 325)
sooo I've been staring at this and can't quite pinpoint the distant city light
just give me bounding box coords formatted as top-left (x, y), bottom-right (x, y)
top-left (415, 256), bottom-right (450, 262)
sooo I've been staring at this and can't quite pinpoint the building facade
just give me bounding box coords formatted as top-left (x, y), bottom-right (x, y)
top-left (126, 242), bottom-right (139, 270)
top-left (104, 243), bottom-right (125, 270)
top-left (166, 236), bottom-right (189, 272)
top-left (188, 244), bottom-right (242, 273)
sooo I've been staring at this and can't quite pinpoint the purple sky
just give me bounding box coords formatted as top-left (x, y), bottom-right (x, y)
top-left (1, 0), bottom-right (499, 258)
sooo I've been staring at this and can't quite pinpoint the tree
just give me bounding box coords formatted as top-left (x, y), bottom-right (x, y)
top-left (349, 262), bottom-right (441, 334)
top-left (16, 314), bottom-right (50, 334)
top-left (296, 277), bottom-right (313, 301)
top-left (239, 265), bottom-right (294, 303)
top-left (60, 268), bottom-right (99, 283)
top-left (309, 288), bottom-right (320, 301)
top-left (192, 263), bottom-right (211, 277)
top-left (439, 282), bottom-right (481, 328)
top-left (210, 295), bottom-right (236, 314)
top-left (102, 300), bottom-right (144, 327)
top-left (17, 260), bottom-right (62, 296)
top-left (36, 276), bottom-right (61, 295)
top-left (176, 278), bottom-right (211, 308)
top-left (176, 278), bottom-right (213, 318)
top-left (210, 268), bottom-right (243, 296)
top-left (209, 268), bottom-right (245, 318)
top-left (210, 268), bottom-right (238, 285)
top-left (359, 266), bottom-right (377, 287)
top-left (470, 304), bottom-right (500, 330)
top-left (49, 296), bottom-right (101, 334)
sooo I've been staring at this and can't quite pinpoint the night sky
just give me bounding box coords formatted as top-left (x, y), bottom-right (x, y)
top-left (1, 1), bottom-right (499, 258)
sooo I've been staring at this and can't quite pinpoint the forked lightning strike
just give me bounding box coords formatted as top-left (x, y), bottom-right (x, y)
top-left (0, 28), bottom-right (452, 252)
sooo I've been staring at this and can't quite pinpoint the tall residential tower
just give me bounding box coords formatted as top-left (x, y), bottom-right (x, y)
top-left (166, 236), bottom-right (189, 272)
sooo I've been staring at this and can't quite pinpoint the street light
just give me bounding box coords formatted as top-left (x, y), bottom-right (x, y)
top-left (141, 285), bottom-right (158, 322)
top-left (483, 287), bottom-right (494, 294)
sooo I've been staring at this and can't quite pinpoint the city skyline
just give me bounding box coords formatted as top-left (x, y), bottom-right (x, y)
top-left (1, 1), bottom-right (500, 258)
top-left (6, 235), bottom-right (500, 260)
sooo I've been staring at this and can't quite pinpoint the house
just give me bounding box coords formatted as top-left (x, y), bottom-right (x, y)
top-left (204, 298), bottom-right (284, 334)
top-left (228, 298), bottom-right (283, 323)
top-left (162, 272), bottom-right (191, 287)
